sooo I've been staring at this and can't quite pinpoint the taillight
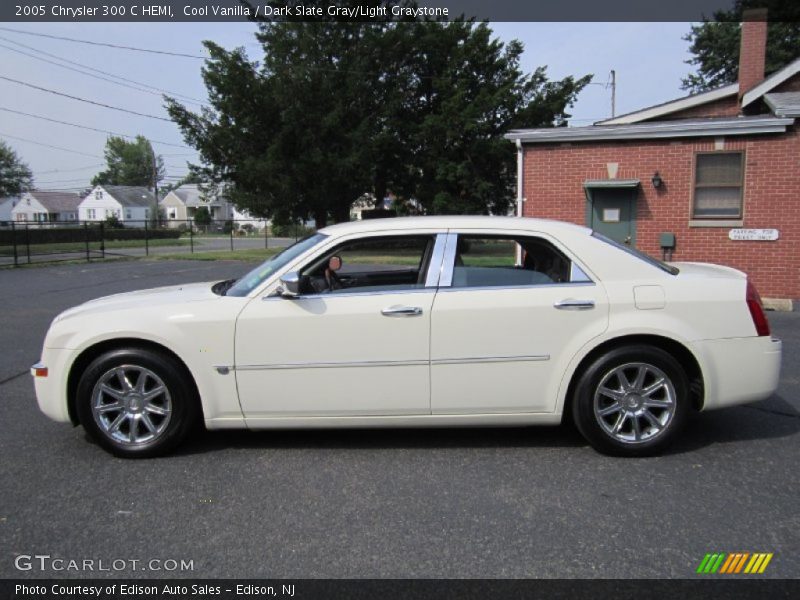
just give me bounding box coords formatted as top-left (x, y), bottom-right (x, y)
top-left (746, 280), bottom-right (770, 337)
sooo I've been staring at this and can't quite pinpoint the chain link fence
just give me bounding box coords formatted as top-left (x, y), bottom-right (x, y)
top-left (0, 219), bottom-right (317, 267)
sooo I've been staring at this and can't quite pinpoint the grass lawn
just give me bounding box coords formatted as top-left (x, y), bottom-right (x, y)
top-left (149, 248), bottom-right (281, 262)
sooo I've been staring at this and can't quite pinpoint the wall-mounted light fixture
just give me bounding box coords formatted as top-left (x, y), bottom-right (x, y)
top-left (651, 171), bottom-right (663, 189)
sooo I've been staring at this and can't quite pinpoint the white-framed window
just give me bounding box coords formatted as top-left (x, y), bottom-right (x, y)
top-left (86, 209), bottom-right (96, 219)
top-left (95, 190), bottom-right (103, 200)
top-left (125, 210), bottom-right (132, 219)
top-left (16, 213), bottom-right (25, 222)
top-left (168, 208), bottom-right (177, 219)
top-left (692, 151), bottom-right (745, 219)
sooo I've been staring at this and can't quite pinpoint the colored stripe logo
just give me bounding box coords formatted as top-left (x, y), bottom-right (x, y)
top-left (696, 553), bottom-right (773, 574)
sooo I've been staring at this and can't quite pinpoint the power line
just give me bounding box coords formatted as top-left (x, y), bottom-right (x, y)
top-left (35, 177), bottom-right (94, 185)
top-left (0, 35), bottom-right (206, 105)
top-left (0, 132), bottom-right (104, 158)
top-left (37, 163), bottom-right (105, 175)
top-left (0, 107), bottom-right (193, 149)
top-left (0, 75), bottom-right (172, 122)
top-left (0, 27), bottom-right (207, 59)
top-left (0, 42), bottom-right (203, 106)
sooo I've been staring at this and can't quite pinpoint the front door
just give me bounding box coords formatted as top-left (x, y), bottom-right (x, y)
top-left (234, 233), bottom-right (440, 419)
top-left (589, 188), bottom-right (636, 246)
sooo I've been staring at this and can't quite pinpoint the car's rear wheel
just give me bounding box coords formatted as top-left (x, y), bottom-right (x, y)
top-left (572, 345), bottom-right (689, 457)
top-left (76, 347), bottom-right (199, 458)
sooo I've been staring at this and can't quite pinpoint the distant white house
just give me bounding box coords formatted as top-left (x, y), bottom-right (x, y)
top-left (0, 196), bottom-right (20, 224)
top-left (10, 191), bottom-right (82, 226)
top-left (231, 206), bottom-right (269, 231)
top-left (160, 184), bottom-right (235, 227)
top-left (160, 184), bottom-right (272, 231)
top-left (79, 185), bottom-right (155, 228)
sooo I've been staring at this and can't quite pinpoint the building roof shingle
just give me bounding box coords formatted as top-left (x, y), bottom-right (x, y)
top-left (764, 92), bottom-right (800, 118)
top-left (99, 185), bottom-right (155, 208)
top-left (28, 191), bottom-right (82, 212)
top-left (167, 184), bottom-right (224, 207)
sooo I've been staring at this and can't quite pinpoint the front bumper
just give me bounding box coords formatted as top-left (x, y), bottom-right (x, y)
top-left (31, 347), bottom-right (74, 423)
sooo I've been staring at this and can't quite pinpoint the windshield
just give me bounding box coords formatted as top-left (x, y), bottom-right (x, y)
top-left (225, 233), bottom-right (328, 297)
top-left (591, 232), bottom-right (679, 275)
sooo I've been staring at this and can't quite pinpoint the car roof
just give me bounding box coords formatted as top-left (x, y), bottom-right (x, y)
top-left (319, 215), bottom-right (592, 236)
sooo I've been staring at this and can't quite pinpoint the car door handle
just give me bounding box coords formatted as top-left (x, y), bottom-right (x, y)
top-left (554, 299), bottom-right (595, 310)
top-left (381, 305), bottom-right (423, 317)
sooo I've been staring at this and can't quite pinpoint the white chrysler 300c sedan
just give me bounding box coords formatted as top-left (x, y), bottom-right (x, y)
top-left (31, 216), bottom-right (782, 457)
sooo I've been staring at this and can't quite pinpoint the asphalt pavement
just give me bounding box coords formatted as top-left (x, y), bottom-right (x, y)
top-left (0, 260), bottom-right (798, 579)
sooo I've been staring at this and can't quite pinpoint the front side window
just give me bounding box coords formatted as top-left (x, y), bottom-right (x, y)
top-left (449, 235), bottom-right (580, 288)
top-left (692, 151), bottom-right (744, 218)
top-left (86, 209), bottom-right (96, 219)
top-left (299, 235), bottom-right (436, 295)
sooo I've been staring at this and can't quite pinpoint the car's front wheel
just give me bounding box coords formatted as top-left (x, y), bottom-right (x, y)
top-left (572, 345), bottom-right (689, 457)
top-left (76, 347), bottom-right (199, 458)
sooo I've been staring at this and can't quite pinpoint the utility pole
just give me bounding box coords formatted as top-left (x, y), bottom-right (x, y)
top-left (610, 70), bottom-right (616, 118)
top-left (151, 145), bottom-right (159, 227)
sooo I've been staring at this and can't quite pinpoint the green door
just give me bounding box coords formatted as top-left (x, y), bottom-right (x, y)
top-left (588, 188), bottom-right (636, 246)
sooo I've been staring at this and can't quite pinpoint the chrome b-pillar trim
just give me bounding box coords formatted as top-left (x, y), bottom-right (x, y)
top-left (438, 233), bottom-right (459, 288)
top-left (424, 233), bottom-right (449, 288)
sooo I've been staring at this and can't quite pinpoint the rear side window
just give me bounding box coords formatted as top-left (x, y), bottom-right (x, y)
top-left (592, 232), bottom-right (679, 275)
top-left (450, 235), bottom-right (588, 288)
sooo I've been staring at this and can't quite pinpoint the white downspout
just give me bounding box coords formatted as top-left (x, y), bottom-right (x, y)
top-left (515, 138), bottom-right (524, 266)
top-left (515, 138), bottom-right (524, 218)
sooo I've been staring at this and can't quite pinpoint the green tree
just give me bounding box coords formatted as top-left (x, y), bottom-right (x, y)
top-left (0, 139), bottom-right (33, 196)
top-left (682, 1), bottom-right (800, 92)
top-left (166, 4), bottom-right (588, 224)
top-left (193, 206), bottom-right (212, 231)
top-left (92, 135), bottom-right (165, 188)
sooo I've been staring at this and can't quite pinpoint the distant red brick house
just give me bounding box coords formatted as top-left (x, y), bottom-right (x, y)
top-left (506, 14), bottom-right (800, 302)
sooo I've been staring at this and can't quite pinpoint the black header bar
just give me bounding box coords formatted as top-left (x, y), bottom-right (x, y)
top-left (2, 0), bottom-right (796, 23)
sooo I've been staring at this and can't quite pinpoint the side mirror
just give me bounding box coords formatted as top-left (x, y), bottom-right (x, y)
top-left (277, 272), bottom-right (301, 298)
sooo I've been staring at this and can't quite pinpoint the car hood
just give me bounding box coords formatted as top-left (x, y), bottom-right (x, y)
top-left (55, 281), bottom-right (220, 322)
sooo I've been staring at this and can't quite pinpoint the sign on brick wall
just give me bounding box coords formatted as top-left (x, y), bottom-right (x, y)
top-left (728, 229), bottom-right (780, 241)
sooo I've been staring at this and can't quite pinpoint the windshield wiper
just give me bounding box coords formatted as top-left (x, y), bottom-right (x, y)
top-left (212, 279), bottom-right (238, 296)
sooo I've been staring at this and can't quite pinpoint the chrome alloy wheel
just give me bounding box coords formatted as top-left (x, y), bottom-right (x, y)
top-left (593, 362), bottom-right (676, 445)
top-left (91, 365), bottom-right (172, 446)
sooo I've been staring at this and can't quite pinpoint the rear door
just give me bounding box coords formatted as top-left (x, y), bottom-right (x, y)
top-left (430, 231), bottom-right (609, 414)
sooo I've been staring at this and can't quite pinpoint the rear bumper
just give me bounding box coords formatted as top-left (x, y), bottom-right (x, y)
top-left (692, 336), bottom-right (782, 410)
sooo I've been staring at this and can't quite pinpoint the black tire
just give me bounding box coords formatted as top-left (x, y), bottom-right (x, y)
top-left (76, 347), bottom-right (199, 458)
top-left (571, 345), bottom-right (689, 457)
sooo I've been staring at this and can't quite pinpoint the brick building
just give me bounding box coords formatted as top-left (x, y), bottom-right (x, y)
top-left (506, 14), bottom-right (800, 302)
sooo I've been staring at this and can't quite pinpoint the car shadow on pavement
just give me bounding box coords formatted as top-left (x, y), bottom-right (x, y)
top-left (171, 394), bottom-right (799, 457)
top-left (174, 422), bottom-right (588, 456)
top-left (666, 395), bottom-right (800, 455)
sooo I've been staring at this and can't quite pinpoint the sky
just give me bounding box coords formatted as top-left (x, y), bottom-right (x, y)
top-left (0, 21), bottom-right (694, 192)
